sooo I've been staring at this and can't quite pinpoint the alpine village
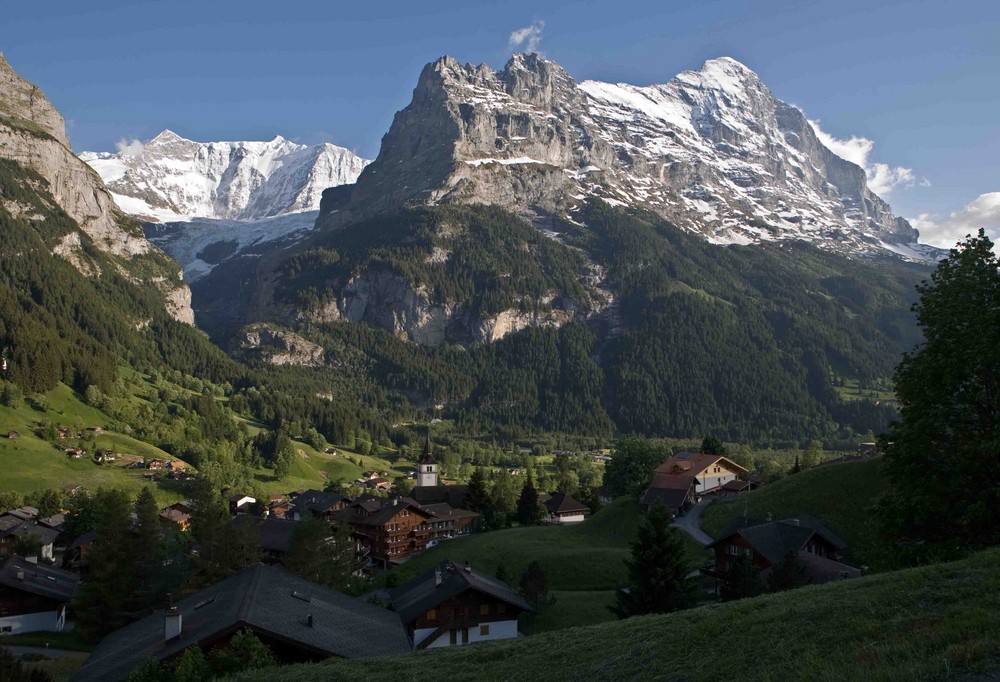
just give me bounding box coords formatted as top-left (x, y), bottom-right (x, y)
top-left (0, 19), bottom-right (998, 682)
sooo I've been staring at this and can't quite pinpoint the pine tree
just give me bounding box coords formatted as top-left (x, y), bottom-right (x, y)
top-left (132, 487), bottom-right (166, 612)
top-left (720, 553), bottom-right (764, 601)
top-left (520, 560), bottom-right (549, 610)
top-left (516, 471), bottom-right (542, 526)
top-left (464, 467), bottom-right (490, 513)
top-left (612, 503), bottom-right (696, 617)
top-left (768, 549), bottom-right (810, 592)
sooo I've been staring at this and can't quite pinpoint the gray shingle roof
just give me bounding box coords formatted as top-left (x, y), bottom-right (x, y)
top-left (709, 515), bottom-right (847, 565)
top-left (296, 489), bottom-right (345, 514)
top-left (543, 492), bottom-right (588, 515)
top-left (0, 555), bottom-right (78, 602)
top-left (386, 560), bottom-right (532, 623)
top-left (71, 564), bottom-right (411, 682)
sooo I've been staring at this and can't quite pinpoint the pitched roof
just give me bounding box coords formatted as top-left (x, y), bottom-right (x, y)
top-left (0, 555), bottom-right (78, 602)
top-left (72, 564), bottom-right (411, 682)
top-left (3, 520), bottom-right (61, 546)
top-left (346, 499), bottom-right (433, 528)
top-left (640, 486), bottom-right (690, 509)
top-left (543, 492), bottom-right (588, 515)
top-left (708, 516), bottom-right (847, 565)
top-left (653, 452), bottom-right (749, 478)
top-left (417, 436), bottom-right (436, 465)
top-left (410, 484), bottom-right (468, 508)
top-left (296, 489), bottom-right (346, 514)
top-left (386, 560), bottom-right (532, 623)
top-left (231, 515), bottom-right (297, 554)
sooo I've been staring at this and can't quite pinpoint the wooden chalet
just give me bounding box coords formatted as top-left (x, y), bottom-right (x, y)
top-left (0, 555), bottom-right (79, 634)
top-left (342, 498), bottom-right (434, 566)
top-left (380, 560), bottom-right (532, 649)
top-left (540, 492), bottom-right (589, 524)
top-left (293, 489), bottom-right (349, 520)
top-left (703, 515), bottom-right (862, 588)
top-left (72, 564), bottom-right (411, 682)
top-left (641, 452), bottom-right (748, 515)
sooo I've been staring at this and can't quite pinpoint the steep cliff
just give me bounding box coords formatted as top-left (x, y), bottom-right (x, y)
top-left (0, 52), bottom-right (193, 324)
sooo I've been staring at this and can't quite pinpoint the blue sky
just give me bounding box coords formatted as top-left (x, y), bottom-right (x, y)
top-left (2, 0), bottom-right (998, 246)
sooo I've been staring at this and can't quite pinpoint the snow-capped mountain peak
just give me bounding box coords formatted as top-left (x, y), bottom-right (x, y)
top-left (81, 131), bottom-right (369, 222)
top-left (322, 53), bottom-right (938, 261)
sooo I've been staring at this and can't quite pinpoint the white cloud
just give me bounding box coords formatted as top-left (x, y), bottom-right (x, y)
top-left (909, 192), bottom-right (1000, 248)
top-left (508, 20), bottom-right (545, 53)
top-left (808, 120), bottom-right (922, 196)
top-left (115, 138), bottom-right (145, 158)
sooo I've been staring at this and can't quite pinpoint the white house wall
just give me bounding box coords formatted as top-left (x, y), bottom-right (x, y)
top-left (415, 619), bottom-right (519, 649)
top-left (0, 609), bottom-right (63, 634)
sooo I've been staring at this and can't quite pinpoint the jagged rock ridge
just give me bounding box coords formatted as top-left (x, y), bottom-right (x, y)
top-left (321, 53), bottom-right (937, 261)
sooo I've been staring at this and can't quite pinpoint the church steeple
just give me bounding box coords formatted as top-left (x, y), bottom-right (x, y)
top-left (417, 435), bottom-right (438, 487)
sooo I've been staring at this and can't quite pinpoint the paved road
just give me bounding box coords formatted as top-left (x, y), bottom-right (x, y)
top-left (671, 497), bottom-right (713, 546)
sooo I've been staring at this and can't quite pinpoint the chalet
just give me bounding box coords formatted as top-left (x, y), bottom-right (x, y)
top-left (0, 517), bottom-right (60, 561)
top-left (641, 452), bottom-right (749, 515)
top-left (421, 503), bottom-right (479, 541)
top-left (229, 494), bottom-right (257, 515)
top-left (365, 477), bottom-right (392, 492)
top-left (541, 492), bottom-right (589, 524)
top-left (159, 508), bottom-right (191, 531)
top-left (71, 564), bottom-right (411, 682)
top-left (165, 460), bottom-right (186, 471)
top-left (341, 498), bottom-right (435, 566)
top-left (703, 516), bottom-right (862, 588)
top-left (57, 427), bottom-right (71, 440)
top-left (294, 489), bottom-right (348, 520)
top-left (267, 498), bottom-right (295, 520)
top-left (6, 430), bottom-right (18, 439)
top-left (0, 556), bottom-right (79, 634)
top-left (145, 458), bottom-right (166, 470)
top-left (67, 448), bottom-right (87, 459)
top-left (63, 530), bottom-right (96, 573)
top-left (381, 560), bottom-right (532, 649)
top-left (63, 485), bottom-right (82, 496)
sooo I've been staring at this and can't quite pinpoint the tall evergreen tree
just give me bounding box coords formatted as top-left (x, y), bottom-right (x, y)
top-left (768, 549), bottom-right (810, 592)
top-left (464, 467), bottom-right (490, 513)
top-left (516, 471), bottom-right (542, 526)
top-left (612, 503), bottom-right (696, 618)
top-left (720, 553), bottom-right (764, 601)
top-left (132, 487), bottom-right (166, 611)
top-left (879, 230), bottom-right (1000, 564)
top-left (519, 560), bottom-right (549, 610)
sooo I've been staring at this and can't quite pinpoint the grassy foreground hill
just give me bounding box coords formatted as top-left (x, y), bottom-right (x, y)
top-left (702, 458), bottom-right (889, 568)
top-left (235, 547), bottom-right (1000, 682)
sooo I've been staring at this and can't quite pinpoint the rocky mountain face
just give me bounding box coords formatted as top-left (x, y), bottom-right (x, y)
top-left (81, 131), bottom-right (369, 222)
top-left (321, 53), bottom-right (935, 261)
top-left (0, 53), bottom-right (193, 323)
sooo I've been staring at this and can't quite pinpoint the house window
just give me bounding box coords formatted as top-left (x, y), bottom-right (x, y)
top-left (480, 624), bottom-right (490, 636)
top-left (0, 626), bottom-right (11, 633)
top-left (480, 603), bottom-right (490, 615)
top-left (497, 603), bottom-right (506, 614)
top-left (426, 608), bottom-right (436, 620)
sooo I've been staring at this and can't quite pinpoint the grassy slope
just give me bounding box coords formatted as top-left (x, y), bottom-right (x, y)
top-left (236, 548), bottom-right (1000, 682)
top-left (701, 458), bottom-right (888, 568)
top-left (0, 382), bottom-right (398, 503)
top-left (395, 498), bottom-right (710, 633)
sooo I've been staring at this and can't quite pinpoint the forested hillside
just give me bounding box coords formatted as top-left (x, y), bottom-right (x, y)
top-left (196, 200), bottom-right (927, 445)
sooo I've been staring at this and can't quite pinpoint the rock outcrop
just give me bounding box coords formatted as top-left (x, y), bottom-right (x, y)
top-left (0, 52), bottom-right (193, 323)
top-left (236, 324), bottom-right (325, 367)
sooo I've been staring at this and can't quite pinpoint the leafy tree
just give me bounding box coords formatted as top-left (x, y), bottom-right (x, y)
top-left (0, 490), bottom-right (21, 514)
top-left (720, 553), bottom-right (764, 601)
top-left (516, 471), bottom-right (542, 526)
top-left (0, 381), bottom-right (24, 408)
top-left (801, 440), bottom-right (823, 469)
top-left (172, 646), bottom-right (210, 682)
top-left (768, 549), bottom-right (810, 592)
top-left (519, 560), bottom-right (549, 610)
top-left (208, 628), bottom-right (276, 676)
top-left (879, 230), bottom-right (1000, 564)
top-left (28, 488), bottom-right (63, 518)
top-left (612, 503), bottom-right (696, 618)
top-left (604, 437), bottom-right (666, 497)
